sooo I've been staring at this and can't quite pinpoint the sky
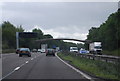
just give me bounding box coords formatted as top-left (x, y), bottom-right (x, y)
top-left (1, 1), bottom-right (119, 43)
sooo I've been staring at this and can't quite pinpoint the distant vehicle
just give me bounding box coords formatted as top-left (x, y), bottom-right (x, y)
top-left (79, 48), bottom-right (89, 54)
top-left (70, 47), bottom-right (78, 53)
top-left (38, 49), bottom-right (41, 52)
top-left (89, 42), bottom-right (102, 55)
top-left (56, 47), bottom-right (60, 52)
top-left (41, 49), bottom-right (46, 53)
top-left (46, 48), bottom-right (55, 56)
top-left (19, 48), bottom-right (31, 57)
top-left (16, 48), bottom-right (20, 54)
top-left (41, 44), bottom-right (47, 53)
top-left (32, 49), bottom-right (37, 52)
top-left (38, 49), bottom-right (46, 53)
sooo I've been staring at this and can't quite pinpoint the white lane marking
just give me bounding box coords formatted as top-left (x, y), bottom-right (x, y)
top-left (1, 70), bottom-right (15, 80)
top-left (1, 58), bottom-right (33, 80)
top-left (20, 63), bottom-right (25, 67)
top-left (14, 67), bottom-right (20, 71)
top-left (56, 54), bottom-right (94, 81)
top-left (1, 61), bottom-right (29, 80)
top-left (31, 58), bottom-right (33, 60)
top-left (1, 54), bottom-right (41, 80)
top-left (26, 61), bottom-right (29, 64)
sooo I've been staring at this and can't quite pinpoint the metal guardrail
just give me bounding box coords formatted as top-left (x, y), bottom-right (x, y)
top-left (71, 53), bottom-right (120, 64)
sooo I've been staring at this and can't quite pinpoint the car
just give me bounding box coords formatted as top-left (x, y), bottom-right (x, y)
top-left (37, 49), bottom-right (41, 52)
top-left (46, 48), bottom-right (55, 56)
top-left (38, 49), bottom-right (46, 53)
top-left (40, 49), bottom-right (46, 53)
top-left (19, 48), bottom-right (31, 57)
top-left (16, 48), bottom-right (20, 54)
top-left (32, 49), bottom-right (37, 52)
top-left (79, 48), bottom-right (89, 54)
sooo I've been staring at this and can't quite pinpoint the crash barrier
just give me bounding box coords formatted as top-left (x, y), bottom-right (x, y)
top-left (63, 51), bottom-right (120, 64)
top-left (77, 54), bottom-right (120, 64)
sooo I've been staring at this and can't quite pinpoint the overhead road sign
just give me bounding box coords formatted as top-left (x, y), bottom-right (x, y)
top-left (19, 32), bottom-right (38, 38)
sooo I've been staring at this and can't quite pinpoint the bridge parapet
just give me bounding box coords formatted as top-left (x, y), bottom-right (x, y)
top-left (35, 38), bottom-right (92, 44)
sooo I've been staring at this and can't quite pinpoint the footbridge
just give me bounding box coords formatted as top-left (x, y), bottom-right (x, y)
top-left (35, 38), bottom-right (92, 44)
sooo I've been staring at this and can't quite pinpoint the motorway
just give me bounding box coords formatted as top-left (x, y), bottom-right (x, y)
top-left (1, 52), bottom-right (100, 81)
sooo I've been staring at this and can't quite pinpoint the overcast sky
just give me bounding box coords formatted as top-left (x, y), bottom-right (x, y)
top-left (1, 2), bottom-right (118, 43)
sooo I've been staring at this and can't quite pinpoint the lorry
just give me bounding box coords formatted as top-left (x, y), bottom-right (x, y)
top-left (40, 44), bottom-right (47, 53)
top-left (70, 47), bottom-right (78, 53)
top-left (89, 42), bottom-right (102, 55)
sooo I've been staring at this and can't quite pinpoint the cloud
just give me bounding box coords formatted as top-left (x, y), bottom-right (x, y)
top-left (2, 2), bottom-right (118, 43)
top-left (41, 26), bottom-right (88, 40)
top-left (0, 0), bottom-right (119, 2)
top-left (29, 25), bottom-right (88, 39)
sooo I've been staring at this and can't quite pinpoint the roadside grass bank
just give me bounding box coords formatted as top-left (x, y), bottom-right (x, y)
top-left (102, 49), bottom-right (120, 56)
top-left (57, 52), bottom-right (120, 80)
top-left (2, 49), bottom-right (15, 54)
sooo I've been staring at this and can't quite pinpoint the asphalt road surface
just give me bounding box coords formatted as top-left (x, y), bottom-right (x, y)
top-left (1, 52), bottom-right (97, 81)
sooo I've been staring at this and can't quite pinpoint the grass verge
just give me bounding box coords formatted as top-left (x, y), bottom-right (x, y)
top-left (57, 52), bottom-right (119, 80)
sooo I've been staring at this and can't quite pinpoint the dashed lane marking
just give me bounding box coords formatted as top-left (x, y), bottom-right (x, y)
top-left (1, 54), bottom-right (41, 80)
top-left (26, 61), bottom-right (29, 64)
top-left (14, 67), bottom-right (20, 71)
top-left (31, 58), bottom-right (33, 60)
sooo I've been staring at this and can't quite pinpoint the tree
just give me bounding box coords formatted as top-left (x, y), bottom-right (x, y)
top-left (2, 21), bottom-right (24, 49)
top-left (32, 28), bottom-right (44, 39)
top-left (86, 10), bottom-right (120, 51)
top-left (44, 34), bottom-right (53, 38)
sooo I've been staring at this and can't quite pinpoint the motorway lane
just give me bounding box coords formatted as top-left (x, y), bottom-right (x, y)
top-left (2, 52), bottom-right (40, 78)
top-left (2, 52), bottom-right (90, 80)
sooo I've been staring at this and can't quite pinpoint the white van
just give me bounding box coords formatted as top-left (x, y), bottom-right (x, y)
top-left (70, 47), bottom-right (78, 53)
top-left (41, 49), bottom-right (46, 53)
top-left (38, 49), bottom-right (46, 53)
